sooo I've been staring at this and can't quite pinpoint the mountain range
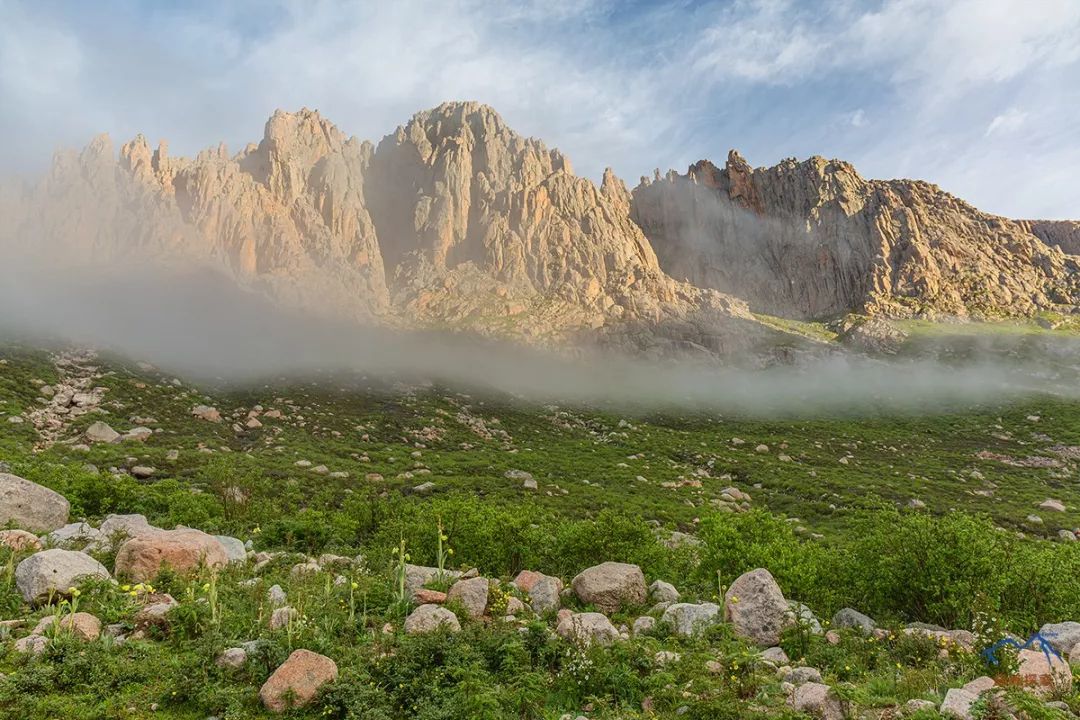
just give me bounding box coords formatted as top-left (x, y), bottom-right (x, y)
top-left (2, 101), bottom-right (1076, 357)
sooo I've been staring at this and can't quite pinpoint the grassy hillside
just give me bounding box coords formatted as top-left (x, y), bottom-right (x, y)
top-left (1, 339), bottom-right (1080, 718)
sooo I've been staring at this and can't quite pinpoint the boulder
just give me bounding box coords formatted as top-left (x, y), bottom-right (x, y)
top-left (124, 427), bottom-right (154, 442)
top-left (661, 602), bottom-right (721, 637)
top-left (114, 528), bottom-right (228, 581)
top-left (832, 607), bottom-right (876, 633)
top-left (556, 612), bottom-right (620, 646)
top-left (134, 596), bottom-right (179, 628)
top-left (649, 579), bottom-right (679, 604)
top-left (404, 604), bottom-right (460, 635)
top-left (33, 612), bottom-right (101, 641)
top-left (788, 682), bottom-right (844, 720)
top-left (15, 634), bottom-right (48, 654)
top-left (96, 513), bottom-right (157, 547)
top-left (961, 676), bottom-right (995, 695)
top-left (216, 647), bottom-right (248, 669)
top-left (191, 405), bottom-right (221, 422)
top-left (0, 529), bottom-right (42, 552)
top-left (0, 473), bottom-right (70, 532)
top-left (84, 421), bottom-right (120, 444)
top-left (904, 699), bottom-right (936, 714)
top-left (413, 588), bottom-right (447, 604)
top-left (939, 687), bottom-right (977, 719)
top-left (214, 535), bottom-right (247, 564)
top-left (446, 576), bottom-right (488, 619)
top-left (15, 549), bottom-right (110, 603)
top-left (45, 522), bottom-right (102, 547)
top-left (259, 649), bottom-right (338, 713)
top-left (404, 564), bottom-right (462, 595)
top-left (788, 601), bottom-right (822, 633)
top-left (723, 568), bottom-right (793, 646)
top-left (1039, 621), bottom-right (1080, 654)
top-left (512, 570), bottom-right (541, 592)
top-left (633, 616), bottom-right (656, 635)
top-left (761, 646), bottom-right (789, 665)
top-left (784, 666), bottom-right (823, 685)
top-left (269, 606), bottom-right (298, 630)
top-left (268, 584), bottom-right (287, 607)
top-left (570, 562), bottom-right (646, 613)
top-left (1016, 647), bottom-right (1072, 694)
top-left (529, 574), bottom-right (563, 614)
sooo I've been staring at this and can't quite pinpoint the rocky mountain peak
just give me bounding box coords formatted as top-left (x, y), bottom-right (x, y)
top-left (631, 152), bottom-right (1079, 320)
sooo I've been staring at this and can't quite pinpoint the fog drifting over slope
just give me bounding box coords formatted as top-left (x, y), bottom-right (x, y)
top-left (1, 251), bottom-right (1077, 417)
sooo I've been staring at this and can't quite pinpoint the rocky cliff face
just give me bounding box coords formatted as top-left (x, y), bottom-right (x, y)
top-left (2, 110), bottom-right (389, 321)
top-left (5, 103), bottom-right (1075, 359)
top-left (1023, 220), bottom-right (1080, 257)
top-left (631, 152), bottom-right (1080, 320)
top-left (0, 103), bottom-right (766, 357)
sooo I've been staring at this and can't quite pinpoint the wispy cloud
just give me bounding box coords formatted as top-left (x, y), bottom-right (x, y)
top-left (985, 108), bottom-right (1028, 137)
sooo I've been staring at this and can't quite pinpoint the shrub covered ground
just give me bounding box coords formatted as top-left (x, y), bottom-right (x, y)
top-left (1, 340), bottom-right (1080, 718)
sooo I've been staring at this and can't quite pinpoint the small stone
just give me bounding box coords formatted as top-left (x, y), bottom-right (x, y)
top-left (216, 647), bottom-right (248, 669)
top-left (269, 606), bottom-right (298, 630)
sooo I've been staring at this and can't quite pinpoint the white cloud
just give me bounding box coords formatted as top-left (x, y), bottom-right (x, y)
top-left (850, 109), bottom-right (867, 128)
top-left (984, 108), bottom-right (1028, 137)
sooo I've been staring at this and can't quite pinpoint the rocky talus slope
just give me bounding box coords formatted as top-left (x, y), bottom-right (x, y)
top-left (631, 152), bottom-right (1080, 320)
top-left (0, 103), bottom-right (765, 358)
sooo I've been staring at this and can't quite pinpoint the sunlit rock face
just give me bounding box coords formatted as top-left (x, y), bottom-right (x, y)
top-left (0, 102), bottom-right (760, 356)
top-left (631, 151), bottom-right (1080, 320)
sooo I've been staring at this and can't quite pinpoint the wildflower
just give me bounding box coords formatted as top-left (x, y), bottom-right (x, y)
top-left (121, 585), bottom-right (131, 592)
top-left (730, 596), bottom-right (739, 604)
top-left (447, 548), bottom-right (454, 556)
top-left (351, 582), bottom-right (359, 589)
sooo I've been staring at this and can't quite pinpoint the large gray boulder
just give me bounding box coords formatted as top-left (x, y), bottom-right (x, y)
top-left (0, 473), bottom-right (70, 533)
top-left (571, 562), bottom-right (646, 613)
top-left (723, 568), bottom-right (793, 646)
top-left (46, 522), bottom-right (102, 547)
top-left (649, 579), bottom-right (680, 604)
top-left (529, 574), bottom-right (563, 614)
top-left (832, 608), bottom-right (876, 633)
top-left (15, 549), bottom-right (111, 603)
top-left (1039, 621), bottom-right (1080, 654)
top-left (84, 421), bottom-right (121, 444)
top-left (556, 612), bottom-right (620, 646)
top-left (404, 604), bottom-right (460, 635)
top-left (214, 535), bottom-right (247, 564)
top-left (661, 602), bottom-right (721, 637)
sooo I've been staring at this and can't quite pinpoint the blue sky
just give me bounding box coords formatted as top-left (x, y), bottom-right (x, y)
top-left (2, 0), bottom-right (1078, 218)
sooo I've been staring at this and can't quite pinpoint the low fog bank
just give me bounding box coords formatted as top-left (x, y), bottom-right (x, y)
top-left (1, 256), bottom-right (1077, 416)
